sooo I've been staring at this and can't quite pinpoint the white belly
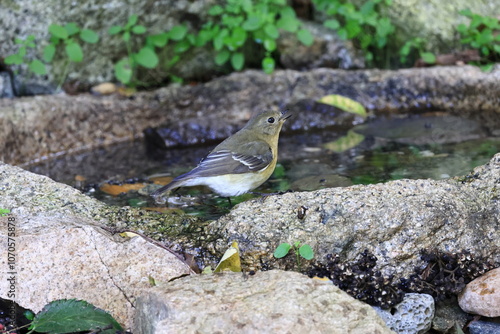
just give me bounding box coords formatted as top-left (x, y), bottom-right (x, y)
top-left (183, 172), bottom-right (267, 197)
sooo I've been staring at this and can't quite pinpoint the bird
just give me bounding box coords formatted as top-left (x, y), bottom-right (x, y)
top-left (151, 109), bottom-right (291, 203)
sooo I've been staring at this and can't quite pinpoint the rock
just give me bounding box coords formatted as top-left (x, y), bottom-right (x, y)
top-left (458, 267), bottom-right (500, 317)
top-left (468, 320), bottom-right (500, 334)
top-left (205, 153), bottom-right (500, 278)
top-left (133, 270), bottom-right (394, 334)
top-left (374, 293), bottom-right (434, 334)
top-left (0, 162), bottom-right (202, 328)
top-left (383, 0), bottom-right (500, 53)
top-left (2, 67), bottom-right (500, 165)
top-left (431, 297), bottom-right (469, 333)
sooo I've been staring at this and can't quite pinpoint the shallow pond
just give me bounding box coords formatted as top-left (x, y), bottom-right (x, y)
top-left (26, 113), bottom-right (500, 220)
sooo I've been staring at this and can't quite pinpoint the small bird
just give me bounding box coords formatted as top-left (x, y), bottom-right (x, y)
top-left (151, 109), bottom-right (291, 202)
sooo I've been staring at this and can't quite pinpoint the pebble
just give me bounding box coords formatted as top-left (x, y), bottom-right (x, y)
top-left (468, 320), bottom-right (500, 334)
top-left (458, 267), bottom-right (500, 317)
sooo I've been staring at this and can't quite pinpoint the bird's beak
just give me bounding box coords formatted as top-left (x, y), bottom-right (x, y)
top-left (279, 109), bottom-right (292, 121)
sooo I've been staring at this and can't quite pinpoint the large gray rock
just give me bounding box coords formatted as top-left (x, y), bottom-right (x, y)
top-left (2, 66), bottom-right (499, 165)
top-left (384, 0), bottom-right (500, 53)
top-left (133, 270), bottom-right (394, 334)
top-left (206, 153), bottom-right (500, 278)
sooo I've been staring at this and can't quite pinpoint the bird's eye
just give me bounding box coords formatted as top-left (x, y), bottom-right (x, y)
top-left (267, 117), bottom-right (275, 123)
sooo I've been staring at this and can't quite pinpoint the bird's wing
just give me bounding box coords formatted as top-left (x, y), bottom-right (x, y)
top-left (185, 141), bottom-right (273, 178)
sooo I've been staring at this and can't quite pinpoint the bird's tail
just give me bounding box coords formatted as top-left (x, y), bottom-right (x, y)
top-left (150, 179), bottom-right (186, 202)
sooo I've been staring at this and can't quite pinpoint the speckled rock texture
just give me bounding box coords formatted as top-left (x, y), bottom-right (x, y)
top-left (458, 267), bottom-right (500, 317)
top-left (1, 66), bottom-right (499, 165)
top-left (0, 212), bottom-right (194, 328)
top-left (133, 270), bottom-right (394, 334)
top-left (206, 153), bottom-right (500, 278)
top-left (384, 0), bottom-right (500, 53)
top-left (374, 293), bottom-right (434, 334)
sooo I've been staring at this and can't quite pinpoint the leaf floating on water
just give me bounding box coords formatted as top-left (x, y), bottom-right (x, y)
top-left (214, 241), bottom-right (241, 273)
top-left (100, 183), bottom-right (146, 196)
top-left (29, 299), bottom-right (123, 334)
top-left (323, 130), bottom-right (365, 152)
top-left (318, 94), bottom-right (367, 118)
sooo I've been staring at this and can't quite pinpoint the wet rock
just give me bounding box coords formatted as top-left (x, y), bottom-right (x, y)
top-left (353, 115), bottom-right (487, 145)
top-left (468, 320), bottom-right (500, 334)
top-left (3, 66), bottom-right (499, 165)
top-left (206, 153), bottom-right (500, 278)
top-left (373, 293), bottom-right (434, 334)
top-left (133, 270), bottom-right (393, 334)
top-left (291, 174), bottom-right (352, 191)
top-left (458, 267), bottom-right (500, 317)
top-left (431, 298), bottom-right (469, 333)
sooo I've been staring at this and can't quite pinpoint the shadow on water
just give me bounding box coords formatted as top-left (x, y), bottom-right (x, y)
top-left (26, 112), bottom-right (500, 220)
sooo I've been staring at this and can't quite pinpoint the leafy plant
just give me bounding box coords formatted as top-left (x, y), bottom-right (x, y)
top-left (198, 0), bottom-right (313, 73)
top-left (0, 208), bottom-right (11, 216)
top-left (25, 299), bottom-right (123, 334)
top-left (274, 241), bottom-right (314, 271)
top-left (4, 35), bottom-right (46, 75)
top-left (457, 9), bottom-right (500, 71)
top-left (313, 0), bottom-right (395, 66)
top-left (43, 23), bottom-right (99, 88)
top-left (109, 15), bottom-right (193, 85)
top-left (399, 37), bottom-right (436, 65)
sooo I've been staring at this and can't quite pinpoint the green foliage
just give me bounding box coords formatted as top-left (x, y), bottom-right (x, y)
top-left (313, 0), bottom-right (395, 65)
top-left (109, 14), bottom-right (193, 85)
top-left (28, 299), bottom-right (122, 334)
top-left (0, 208), bottom-right (11, 216)
top-left (43, 23), bottom-right (99, 88)
top-left (274, 241), bottom-right (314, 271)
top-left (4, 35), bottom-right (47, 75)
top-left (199, 0), bottom-right (313, 73)
top-left (399, 37), bottom-right (436, 65)
top-left (457, 9), bottom-right (500, 69)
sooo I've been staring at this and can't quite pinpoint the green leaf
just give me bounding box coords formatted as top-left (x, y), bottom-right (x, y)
top-left (29, 60), bottom-right (47, 75)
top-left (108, 26), bottom-right (122, 35)
top-left (208, 5), bottom-right (224, 15)
top-left (323, 130), bottom-right (365, 152)
top-left (263, 39), bottom-right (276, 52)
top-left (318, 94), bottom-right (367, 117)
top-left (114, 59), bottom-right (133, 84)
top-left (230, 52), bottom-right (244, 70)
top-left (169, 25), bottom-right (188, 41)
top-left (135, 47), bottom-right (158, 68)
top-left (262, 56), bottom-right (275, 74)
top-left (80, 29), bottom-right (99, 43)
top-left (0, 208), bottom-right (11, 216)
top-left (242, 15), bottom-right (262, 31)
top-left (324, 19), bottom-right (340, 30)
top-left (421, 52), bottom-right (436, 64)
top-left (166, 54), bottom-right (180, 68)
top-left (42, 44), bottom-right (56, 62)
top-left (213, 29), bottom-right (229, 50)
top-left (274, 243), bottom-right (291, 258)
top-left (215, 49), bottom-right (230, 65)
top-left (122, 31), bottom-right (131, 42)
top-left (149, 33), bottom-right (169, 47)
top-left (65, 42), bottom-right (83, 62)
top-left (132, 25), bottom-right (147, 34)
top-left (264, 24), bottom-right (279, 39)
top-left (232, 27), bottom-right (247, 47)
top-left (297, 29), bottom-right (313, 46)
top-left (49, 24), bottom-right (68, 39)
top-left (174, 40), bottom-right (191, 53)
top-left (280, 7), bottom-right (297, 18)
top-left (299, 244), bottom-right (314, 260)
top-left (4, 54), bottom-right (23, 65)
top-left (126, 14), bottom-right (138, 28)
top-left (64, 22), bottom-right (80, 36)
top-left (276, 17), bottom-right (299, 32)
top-left (29, 299), bottom-right (123, 334)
